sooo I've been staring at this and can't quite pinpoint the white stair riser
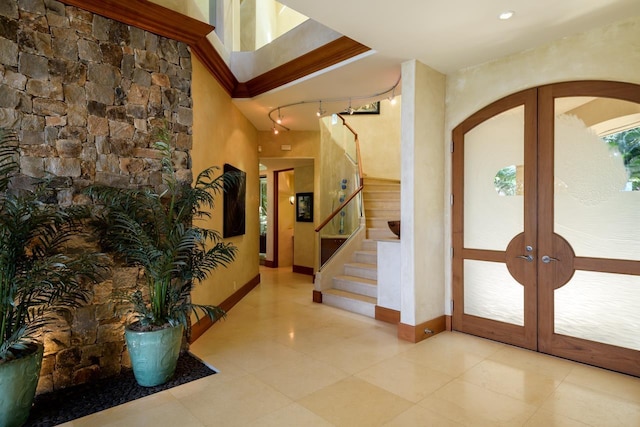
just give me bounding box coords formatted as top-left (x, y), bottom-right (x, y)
top-left (363, 192), bottom-right (401, 200)
top-left (344, 264), bottom-right (377, 280)
top-left (364, 185), bottom-right (401, 192)
top-left (367, 229), bottom-right (397, 240)
top-left (361, 240), bottom-right (378, 251)
top-left (365, 210), bottom-right (401, 219)
top-left (366, 218), bottom-right (397, 229)
top-left (354, 252), bottom-right (377, 264)
top-left (323, 294), bottom-right (376, 318)
top-left (364, 203), bottom-right (400, 211)
top-left (333, 278), bottom-right (377, 298)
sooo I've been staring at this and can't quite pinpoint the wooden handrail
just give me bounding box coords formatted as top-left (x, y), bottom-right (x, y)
top-left (315, 114), bottom-right (364, 233)
top-left (314, 185), bottom-right (363, 232)
top-left (335, 114), bottom-right (364, 186)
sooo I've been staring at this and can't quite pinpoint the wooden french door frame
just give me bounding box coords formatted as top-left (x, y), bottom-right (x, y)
top-left (453, 81), bottom-right (640, 377)
top-left (537, 81), bottom-right (640, 376)
top-left (452, 88), bottom-right (539, 351)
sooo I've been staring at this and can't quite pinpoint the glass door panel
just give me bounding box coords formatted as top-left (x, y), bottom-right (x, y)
top-left (464, 260), bottom-right (524, 326)
top-left (464, 106), bottom-right (525, 250)
top-left (554, 97), bottom-right (640, 261)
top-left (555, 271), bottom-right (640, 351)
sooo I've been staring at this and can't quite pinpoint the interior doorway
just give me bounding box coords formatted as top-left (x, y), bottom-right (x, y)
top-left (452, 81), bottom-right (640, 377)
top-left (274, 168), bottom-right (295, 268)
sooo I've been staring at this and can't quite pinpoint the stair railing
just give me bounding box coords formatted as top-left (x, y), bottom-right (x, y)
top-left (315, 114), bottom-right (364, 269)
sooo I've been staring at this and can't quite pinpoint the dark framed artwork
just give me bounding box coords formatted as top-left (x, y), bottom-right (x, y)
top-left (346, 101), bottom-right (380, 115)
top-left (223, 163), bottom-right (246, 237)
top-left (296, 192), bottom-right (313, 222)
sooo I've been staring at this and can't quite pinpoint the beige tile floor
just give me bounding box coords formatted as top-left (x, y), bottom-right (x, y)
top-left (63, 267), bottom-right (640, 426)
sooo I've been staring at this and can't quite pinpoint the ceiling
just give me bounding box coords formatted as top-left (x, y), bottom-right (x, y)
top-left (233, 0), bottom-right (640, 132)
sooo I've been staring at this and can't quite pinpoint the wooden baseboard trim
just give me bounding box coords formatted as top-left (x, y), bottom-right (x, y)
top-left (264, 260), bottom-right (276, 268)
top-left (292, 265), bottom-right (314, 276)
top-left (189, 273), bottom-right (261, 343)
top-left (398, 315), bottom-right (446, 343)
top-left (312, 290), bottom-right (322, 303)
top-left (375, 306), bottom-right (400, 324)
top-left (446, 315), bottom-right (452, 331)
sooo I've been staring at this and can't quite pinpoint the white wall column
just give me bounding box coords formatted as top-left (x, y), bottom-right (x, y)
top-left (400, 60), bottom-right (446, 337)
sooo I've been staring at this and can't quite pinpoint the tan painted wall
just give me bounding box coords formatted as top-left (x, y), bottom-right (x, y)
top-left (442, 15), bottom-right (640, 313)
top-left (343, 98), bottom-right (402, 181)
top-left (278, 170), bottom-right (295, 266)
top-left (258, 131), bottom-right (320, 157)
top-left (401, 60), bottom-right (446, 326)
top-left (293, 164), bottom-right (315, 269)
top-left (190, 56), bottom-right (259, 316)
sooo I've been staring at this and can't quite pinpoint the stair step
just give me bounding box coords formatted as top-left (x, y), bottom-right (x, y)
top-left (365, 200), bottom-right (401, 210)
top-left (365, 208), bottom-right (401, 219)
top-left (354, 250), bottom-right (377, 265)
top-left (322, 289), bottom-right (376, 318)
top-left (363, 190), bottom-right (401, 200)
top-left (367, 228), bottom-right (398, 240)
top-left (363, 184), bottom-right (401, 192)
top-left (366, 217), bottom-right (399, 229)
top-left (333, 274), bottom-right (377, 298)
top-left (344, 262), bottom-right (377, 280)
top-left (361, 239), bottom-right (378, 251)
top-left (363, 178), bottom-right (400, 186)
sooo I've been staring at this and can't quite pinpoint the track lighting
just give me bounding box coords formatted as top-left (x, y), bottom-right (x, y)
top-left (266, 76), bottom-right (401, 132)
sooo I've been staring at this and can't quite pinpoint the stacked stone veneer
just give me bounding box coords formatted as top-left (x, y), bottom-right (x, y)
top-left (0, 0), bottom-right (194, 392)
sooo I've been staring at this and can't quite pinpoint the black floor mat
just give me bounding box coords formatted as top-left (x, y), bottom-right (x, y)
top-left (25, 352), bottom-right (216, 427)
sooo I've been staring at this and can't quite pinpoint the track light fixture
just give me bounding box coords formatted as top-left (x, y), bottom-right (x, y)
top-left (347, 99), bottom-right (354, 115)
top-left (266, 76), bottom-right (401, 134)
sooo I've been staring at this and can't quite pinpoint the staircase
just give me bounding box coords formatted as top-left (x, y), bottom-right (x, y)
top-left (322, 178), bottom-right (400, 317)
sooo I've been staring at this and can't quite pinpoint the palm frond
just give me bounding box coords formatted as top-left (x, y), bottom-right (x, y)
top-left (0, 127), bottom-right (107, 361)
top-left (84, 124), bottom-right (237, 328)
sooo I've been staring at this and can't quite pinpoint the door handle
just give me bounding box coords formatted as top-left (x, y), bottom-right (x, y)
top-left (516, 255), bottom-right (533, 262)
top-left (541, 255), bottom-right (558, 263)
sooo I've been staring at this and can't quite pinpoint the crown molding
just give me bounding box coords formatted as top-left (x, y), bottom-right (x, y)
top-left (233, 36), bottom-right (370, 98)
top-left (61, 1), bottom-right (369, 98)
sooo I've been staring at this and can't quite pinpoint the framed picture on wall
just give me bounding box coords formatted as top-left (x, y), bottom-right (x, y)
top-left (223, 163), bottom-right (246, 237)
top-left (296, 192), bottom-right (313, 222)
top-left (344, 101), bottom-right (380, 115)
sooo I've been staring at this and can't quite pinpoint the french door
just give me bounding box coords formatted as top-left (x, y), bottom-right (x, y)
top-left (452, 81), bottom-right (640, 377)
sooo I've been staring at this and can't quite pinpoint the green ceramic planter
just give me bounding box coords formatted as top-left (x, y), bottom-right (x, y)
top-left (125, 324), bottom-right (183, 387)
top-left (0, 344), bottom-right (43, 427)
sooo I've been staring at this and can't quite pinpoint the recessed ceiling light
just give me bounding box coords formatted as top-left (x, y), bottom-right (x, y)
top-left (499, 10), bottom-right (515, 20)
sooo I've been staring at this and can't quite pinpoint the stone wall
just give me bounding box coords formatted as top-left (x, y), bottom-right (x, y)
top-left (0, 0), bottom-right (193, 392)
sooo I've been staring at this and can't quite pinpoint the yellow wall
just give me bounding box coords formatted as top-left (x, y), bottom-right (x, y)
top-left (343, 98), bottom-right (402, 181)
top-left (190, 55), bottom-right (259, 316)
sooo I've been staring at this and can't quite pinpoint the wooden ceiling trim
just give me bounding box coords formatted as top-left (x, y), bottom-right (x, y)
top-left (191, 37), bottom-right (238, 96)
top-left (62, 1), bottom-right (370, 99)
top-left (233, 36), bottom-right (370, 98)
top-left (60, 0), bottom-right (214, 45)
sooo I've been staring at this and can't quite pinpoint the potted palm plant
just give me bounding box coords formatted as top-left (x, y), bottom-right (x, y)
top-left (86, 126), bottom-right (237, 387)
top-left (0, 129), bottom-right (106, 427)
